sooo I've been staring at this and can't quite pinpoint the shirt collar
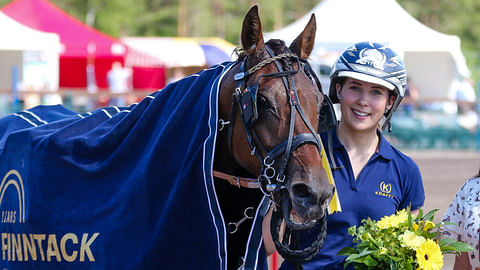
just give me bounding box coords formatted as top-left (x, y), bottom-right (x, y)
top-left (376, 130), bottom-right (394, 160)
top-left (330, 128), bottom-right (394, 160)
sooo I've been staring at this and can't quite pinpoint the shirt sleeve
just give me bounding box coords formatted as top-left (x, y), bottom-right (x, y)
top-left (398, 158), bottom-right (425, 211)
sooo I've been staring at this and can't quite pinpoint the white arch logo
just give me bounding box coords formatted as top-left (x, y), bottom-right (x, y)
top-left (0, 170), bottom-right (25, 223)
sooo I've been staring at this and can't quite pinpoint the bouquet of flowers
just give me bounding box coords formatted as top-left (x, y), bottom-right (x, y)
top-left (338, 209), bottom-right (473, 270)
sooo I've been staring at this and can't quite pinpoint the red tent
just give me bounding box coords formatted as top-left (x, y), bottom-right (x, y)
top-left (2, 0), bottom-right (165, 90)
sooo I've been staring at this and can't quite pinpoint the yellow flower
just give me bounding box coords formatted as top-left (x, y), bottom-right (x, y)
top-left (377, 210), bottom-right (408, 229)
top-left (399, 230), bottom-right (425, 249)
top-left (423, 221), bottom-right (435, 231)
top-left (396, 209), bottom-right (409, 223)
top-left (416, 239), bottom-right (443, 270)
top-left (414, 220), bottom-right (436, 232)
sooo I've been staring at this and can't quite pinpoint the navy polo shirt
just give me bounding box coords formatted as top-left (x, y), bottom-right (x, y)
top-left (280, 128), bottom-right (425, 270)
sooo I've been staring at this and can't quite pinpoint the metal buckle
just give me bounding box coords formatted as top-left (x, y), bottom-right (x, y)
top-left (229, 175), bottom-right (241, 188)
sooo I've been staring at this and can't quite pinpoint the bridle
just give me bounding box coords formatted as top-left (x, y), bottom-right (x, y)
top-left (217, 46), bottom-right (323, 196)
top-left (214, 45), bottom-right (338, 194)
top-left (214, 45), bottom-right (338, 265)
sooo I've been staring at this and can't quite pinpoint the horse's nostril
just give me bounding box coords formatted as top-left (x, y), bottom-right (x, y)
top-left (292, 183), bottom-right (310, 198)
top-left (291, 183), bottom-right (316, 206)
top-left (292, 183), bottom-right (335, 206)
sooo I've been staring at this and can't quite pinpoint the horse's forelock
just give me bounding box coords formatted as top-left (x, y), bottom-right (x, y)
top-left (266, 39), bottom-right (295, 70)
top-left (265, 39), bottom-right (289, 55)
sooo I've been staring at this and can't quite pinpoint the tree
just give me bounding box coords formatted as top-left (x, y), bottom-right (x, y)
top-left (398, 0), bottom-right (480, 87)
top-left (4, 0), bottom-right (478, 83)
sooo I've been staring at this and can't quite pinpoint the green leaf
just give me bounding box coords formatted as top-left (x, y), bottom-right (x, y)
top-left (363, 255), bottom-right (377, 266)
top-left (422, 209), bottom-right (439, 221)
top-left (407, 213), bottom-right (414, 231)
top-left (439, 238), bottom-right (457, 246)
top-left (442, 221), bottom-right (459, 227)
top-left (446, 241), bottom-right (475, 253)
top-left (346, 250), bottom-right (375, 263)
top-left (440, 238), bottom-right (475, 252)
top-left (415, 208), bottom-right (424, 219)
top-left (338, 246), bottom-right (356, 256)
top-left (386, 254), bottom-right (402, 262)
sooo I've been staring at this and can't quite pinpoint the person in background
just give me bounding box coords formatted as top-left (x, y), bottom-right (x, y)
top-left (401, 78), bottom-right (420, 114)
top-left (263, 41), bottom-right (425, 269)
top-left (167, 67), bottom-right (185, 84)
top-left (442, 167), bottom-right (480, 270)
top-left (107, 61), bottom-right (132, 107)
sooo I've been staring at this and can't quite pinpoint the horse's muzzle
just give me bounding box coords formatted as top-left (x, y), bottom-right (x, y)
top-left (282, 183), bottom-right (334, 230)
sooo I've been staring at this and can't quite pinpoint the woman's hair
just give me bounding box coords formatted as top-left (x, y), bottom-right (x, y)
top-left (337, 77), bottom-right (347, 87)
top-left (476, 166), bottom-right (480, 177)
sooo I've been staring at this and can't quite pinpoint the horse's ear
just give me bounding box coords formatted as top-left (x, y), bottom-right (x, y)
top-left (241, 5), bottom-right (265, 56)
top-left (289, 14), bottom-right (316, 59)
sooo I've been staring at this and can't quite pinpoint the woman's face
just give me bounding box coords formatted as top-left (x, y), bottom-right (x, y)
top-left (337, 77), bottom-right (394, 132)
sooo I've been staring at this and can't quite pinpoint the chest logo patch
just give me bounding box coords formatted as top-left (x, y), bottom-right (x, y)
top-left (380, 181), bottom-right (391, 193)
top-left (375, 181), bottom-right (394, 199)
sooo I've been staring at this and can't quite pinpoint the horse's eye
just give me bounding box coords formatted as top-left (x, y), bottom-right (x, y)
top-left (257, 95), bottom-right (271, 111)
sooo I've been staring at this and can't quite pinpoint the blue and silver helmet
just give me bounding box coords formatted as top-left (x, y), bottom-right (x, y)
top-left (329, 41), bottom-right (407, 130)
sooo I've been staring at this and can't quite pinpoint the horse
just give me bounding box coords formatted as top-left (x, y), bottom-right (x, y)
top-left (0, 6), bottom-right (336, 270)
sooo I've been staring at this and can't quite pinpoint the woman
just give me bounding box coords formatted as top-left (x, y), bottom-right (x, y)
top-left (263, 41), bottom-right (425, 269)
top-left (442, 168), bottom-right (480, 270)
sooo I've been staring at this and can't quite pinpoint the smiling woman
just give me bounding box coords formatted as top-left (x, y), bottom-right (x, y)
top-left (269, 41), bottom-right (426, 270)
top-left (336, 78), bottom-right (393, 145)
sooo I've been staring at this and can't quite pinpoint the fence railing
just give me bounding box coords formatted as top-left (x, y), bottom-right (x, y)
top-left (0, 88), bottom-right (158, 116)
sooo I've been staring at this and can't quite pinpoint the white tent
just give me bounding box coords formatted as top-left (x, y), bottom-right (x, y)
top-left (266, 0), bottom-right (471, 100)
top-left (0, 11), bottom-right (60, 93)
top-left (121, 37), bottom-right (236, 68)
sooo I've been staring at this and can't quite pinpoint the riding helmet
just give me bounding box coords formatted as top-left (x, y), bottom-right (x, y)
top-left (329, 41), bottom-right (407, 130)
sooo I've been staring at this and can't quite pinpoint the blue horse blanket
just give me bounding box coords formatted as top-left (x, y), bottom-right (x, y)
top-left (0, 63), bottom-right (268, 269)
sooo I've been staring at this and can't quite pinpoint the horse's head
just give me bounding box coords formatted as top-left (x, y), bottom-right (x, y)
top-left (218, 5), bottom-right (335, 231)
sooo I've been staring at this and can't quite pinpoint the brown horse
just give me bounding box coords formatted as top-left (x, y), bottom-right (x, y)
top-left (213, 6), bottom-right (335, 269)
top-left (0, 6), bottom-right (335, 270)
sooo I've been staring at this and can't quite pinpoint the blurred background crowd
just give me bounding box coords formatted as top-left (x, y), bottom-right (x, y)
top-left (0, 0), bottom-right (479, 151)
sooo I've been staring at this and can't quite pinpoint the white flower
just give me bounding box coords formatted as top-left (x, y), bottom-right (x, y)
top-left (398, 230), bottom-right (425, 250)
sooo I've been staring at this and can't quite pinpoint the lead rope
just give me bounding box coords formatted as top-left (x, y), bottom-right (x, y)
top-left (270, 190), bottom-right (327, 265)
top-left (293, 232), bottom-right (304, 270)
top-left (270, 207), bottom-right (327, 264)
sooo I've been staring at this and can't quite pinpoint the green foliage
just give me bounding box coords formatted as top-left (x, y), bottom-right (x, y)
top-left (338, 208), bottom-right (474, 270)
top-left (397, 0), bottom-right (480, 88)
top-left (1, 0), bottom-right (480, 83)
top-left (0, 0), bottom-right (317, 42)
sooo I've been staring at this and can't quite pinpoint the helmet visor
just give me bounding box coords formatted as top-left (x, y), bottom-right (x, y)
top-left (338, 71), bottom-right (395, 91)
